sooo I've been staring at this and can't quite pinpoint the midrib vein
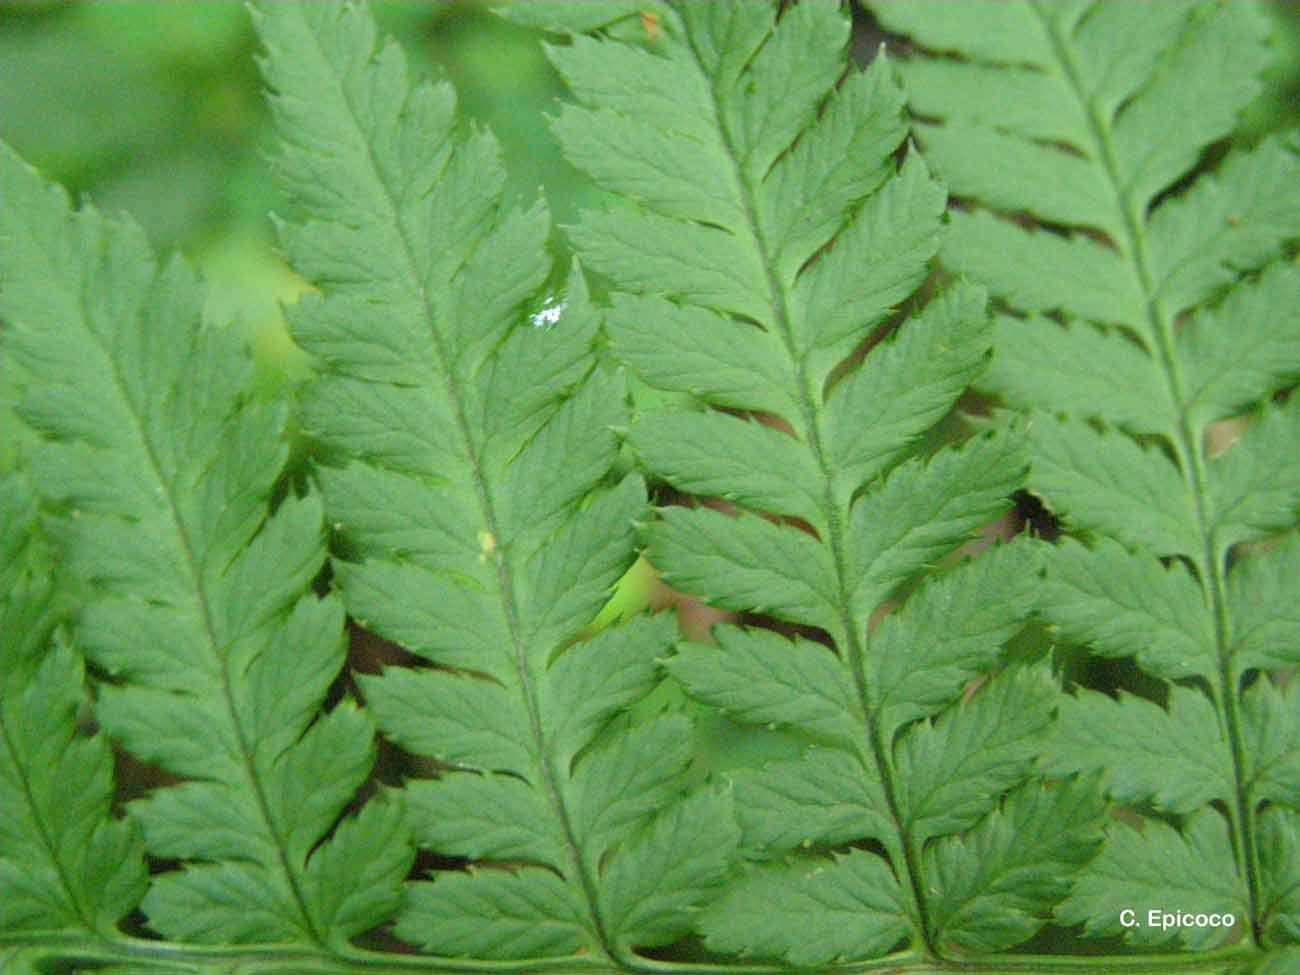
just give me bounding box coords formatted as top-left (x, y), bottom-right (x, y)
top-left (298, 15), bottom-right (617, 961)
top-left (1028, 1), bottom-right (1261, 941)
top-left (676, 25), bottom-right (936, 956)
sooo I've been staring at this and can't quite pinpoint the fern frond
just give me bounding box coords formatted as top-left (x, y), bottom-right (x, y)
top-left (534, 2), bottom-right (1094, 964)
top-left (0, 475), bottom-right (146, 939)
top-left (0, 142), bottom-right (406, 949)
top-left (4, 1), bottom-right (1297, 971)
top-left (869, 0), bottom-right (1300, 952)
top-left (255, 1), bottom-right (733, 964)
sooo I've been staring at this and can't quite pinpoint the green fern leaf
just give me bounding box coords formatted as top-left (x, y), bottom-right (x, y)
top-left (1046, 688), bottom-right (1235, 813)
top-left (870, 0), bottom-right (1300, 954)
top-left (1229, 534), bottom-right (1300, 673)
top-left (537, 1), bottom-right (1094, 963)
top-left (0, 476), bottom-right (146, 937)
top-left (254, 0), bottom-right (734, 963)
top-left (1040, 537), bottom-right (1214, 681)
top-left (924, 777), bottom-right (1105, 954)
top-left (895, 667), bottom-right (1055, 845)
top-left (701, 850), bottom-right (910, 967)
top-left (1058, 812), bottom-right (1250, 950)
top-left (1243, 681), bottom-right (1300, 810)
top-left (0, 141), bottom-right (406, 949)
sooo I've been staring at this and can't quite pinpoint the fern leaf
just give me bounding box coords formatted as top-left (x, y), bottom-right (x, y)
top-left (726, 748), bottom-right (890, 857)
top-left (1041, 537), bottom-right (1214, 681)
top-left (633, 411), bottom-right (825, 529)
top-left (1027, 416), bottom-right (1200, 559)
top-left (1057, 813), bottom-right (1250, 950)
top-left (845, 428), bottom-right (1026, 617)
top-left (648, 507), bottom-right (837, 630)
top-left (1229, 535), bottom-right (1300, 672)
top-left (826, 284), bottom-right (992, 493)
top-left (0, 142), bottom-right (404, 948)
top-left (925, 778), bottom-right (1105, 954)
top-left (1243, 681), bottom-right (1300, 811)
top-left (870, 0), bottom-right (1300, 952)
top-left (985, 317), bottom-right (1174, 437)
top-left (0, 476), bottom-right (146, 937)
top-left (1179, 262), bottom-right (1300, 423)
top-left (942, 212), bottom-right (1145, 329)
top-left (1209, 398), bottom-right (1300, 547)
top-left (1046, 688), bottom-right (1235, 814)
top-left (397, 869), bottom-right (585, 961)
top-left (255, 1), bottom-right (732, 963)
top-left (668, 628), bottom-right (860, 746)
top-left (537, 2), bottom-right (1091, 962)
top-left (601, 789), bottom-right (739, 949)
top-left (894, 667), bottom-right (1055, 845)
top-left (871, 543), bottom-right (1041, 738)
top-left (701, 850), bottom-right (910, 967)
top-left (604, 294), bottom-right (798, 417)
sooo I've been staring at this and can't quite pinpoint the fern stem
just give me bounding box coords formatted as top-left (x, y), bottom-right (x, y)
top-left (0, 935), bottom-right (600, 975)
top-left (1027, 0), bottom-right (1262, 944)
top-left (0, 932), bottom-right (1265, 975)
top-left (288, 8), bottom-right (619, 959)
top-left (918, 946), bottom-right (1260, 975)
top-left (673, 15), bottom-right (936, 957)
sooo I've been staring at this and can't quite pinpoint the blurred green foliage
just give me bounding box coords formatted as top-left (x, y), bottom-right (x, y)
top-left (1241, 0), bottom-right (1300, 141)
top-left (0, 0), bottom-right (603, 394)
